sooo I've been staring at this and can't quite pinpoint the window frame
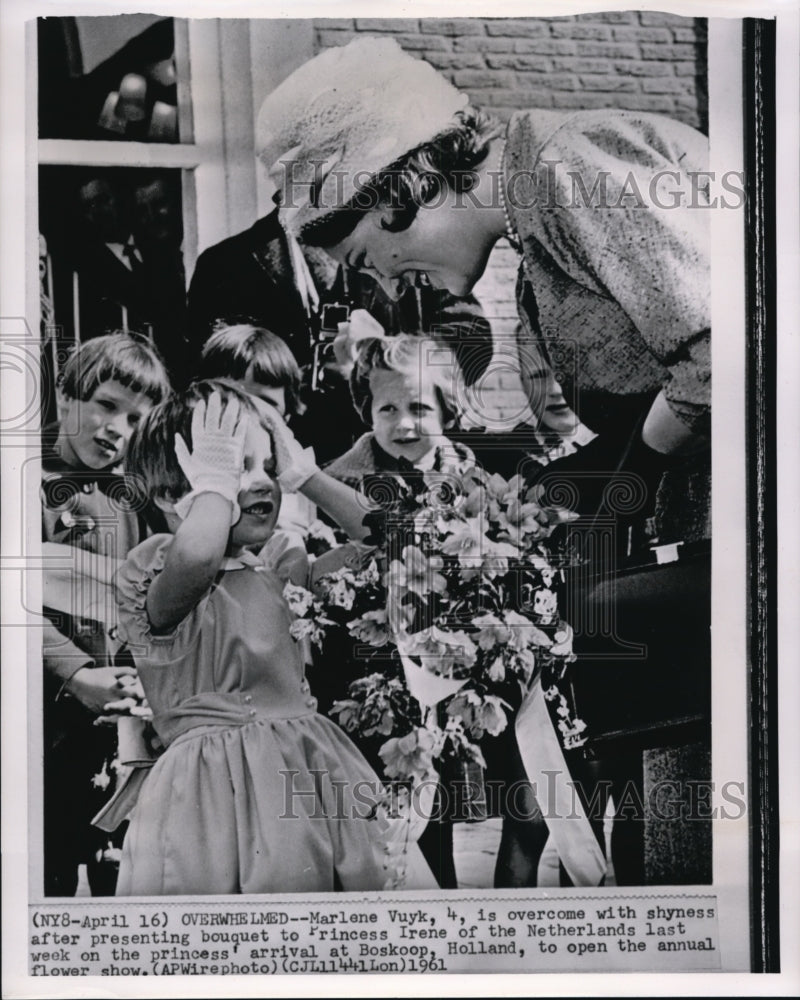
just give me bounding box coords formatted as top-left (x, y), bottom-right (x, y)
top-left (34, 17), bottom-right (233, 283)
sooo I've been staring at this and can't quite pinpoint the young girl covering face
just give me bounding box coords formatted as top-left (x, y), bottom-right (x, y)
top-left (196, 322), bottom-right (315, 544)
top-left (114, 381), bottom-right (435, 895)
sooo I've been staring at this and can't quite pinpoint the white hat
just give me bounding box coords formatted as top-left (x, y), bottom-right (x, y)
top-left (256, 36), bottom-right (468, 237)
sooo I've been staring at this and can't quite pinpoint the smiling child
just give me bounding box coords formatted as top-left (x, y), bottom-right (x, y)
top-left (325, 334), bottom-right (475, 486)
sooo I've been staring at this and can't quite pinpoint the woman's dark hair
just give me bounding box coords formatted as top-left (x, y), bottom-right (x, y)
top-left (300, 108), bottom-right (501, 249)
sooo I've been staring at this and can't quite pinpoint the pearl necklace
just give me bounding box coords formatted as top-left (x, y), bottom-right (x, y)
top-left (498, 140), bottom-right (521, 253)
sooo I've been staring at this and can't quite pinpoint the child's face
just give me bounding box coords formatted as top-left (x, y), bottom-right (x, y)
top-left (229, 413), bottom-right (282, 549)
top-left (57, 379), bottom-right (152, 470)
top-left (369, 368), bottom-right (446, 465)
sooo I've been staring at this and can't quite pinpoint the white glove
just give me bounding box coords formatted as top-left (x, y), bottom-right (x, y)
top-left (251, 399), bottom-right (319, 494)
top-left (173, 392), bottom-right (246, 523)
top-left (332, 308), bottom-right (386, 376)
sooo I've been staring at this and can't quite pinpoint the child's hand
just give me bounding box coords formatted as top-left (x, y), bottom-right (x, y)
top-left (93, 674), bottom-right (150, 726)
top-left (66, 665), bottom-right (139, 716)
top-left (332, 309), bottom-right (386, 377)
top-left (174, 391), bottom-right (247, 524)
top-left (252, 400), bottom-right (319, 494)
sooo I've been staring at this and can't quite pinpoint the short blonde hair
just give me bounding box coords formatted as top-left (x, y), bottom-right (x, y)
top-left (349, 335), bottom-right (463, 427)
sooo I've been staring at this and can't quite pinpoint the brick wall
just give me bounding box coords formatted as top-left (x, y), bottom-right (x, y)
top-left (312, 14), bottom-right (708, 428)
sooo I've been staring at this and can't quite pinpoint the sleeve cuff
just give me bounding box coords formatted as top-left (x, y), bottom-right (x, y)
top-left (55, 661), bottom-right (92, 701)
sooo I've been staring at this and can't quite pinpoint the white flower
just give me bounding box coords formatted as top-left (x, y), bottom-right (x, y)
top-left (551, 625), bottom-right (574, 656)
top-left (308, 519), bottom-right (338, 547)
top-left (328, 577), bottom-right (356, 610)
top-left (487, 656), bottom-right (506, 682)
top-left (289, 617), bottom-right (326, 648)
top-left (533, 588), bottom-right (558, 621)
top-left (447, 690), bottom-right (509, 739)
top-left (379, 726), bottom-right (438, 782)
top-left (347, 609), bottom-right (389, 646)
top-left (91, 760), bottom-right (111, 790)
top-left (361, 558), bottom-right (381, 585)
top-left (511, 647), bottom-right (535, 680)
top-left (473, 613), bottom-right (511, 650)
top-left (283, 582), bottom-right (314, 617)
top-left (503, 610), bottom-right (550, 650)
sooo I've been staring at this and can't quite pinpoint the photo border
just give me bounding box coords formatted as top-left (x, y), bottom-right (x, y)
top-left (742, 15), bottom-right (779, 974)
top-left (1, 2), bottom-right (797, 995)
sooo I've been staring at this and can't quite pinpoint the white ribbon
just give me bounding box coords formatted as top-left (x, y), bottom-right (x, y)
top-left (396, 644), bottom-right (468, 708)
top-left (286, 229), bottom-right (320, 319)
top-left (515, 673), bottom-right (607, 886)
top-left (384, 636), bottom-right (466, 855)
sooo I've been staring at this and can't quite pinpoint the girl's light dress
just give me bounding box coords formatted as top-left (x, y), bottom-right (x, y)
top-left (114, 534), bottom-right (435, 896)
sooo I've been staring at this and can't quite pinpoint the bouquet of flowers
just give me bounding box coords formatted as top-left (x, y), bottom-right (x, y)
top-left (285, 465), bottom-right (586, 807)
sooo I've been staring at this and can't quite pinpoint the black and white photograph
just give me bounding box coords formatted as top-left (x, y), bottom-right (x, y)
top-left (1, 1), bottom-right (798, 995)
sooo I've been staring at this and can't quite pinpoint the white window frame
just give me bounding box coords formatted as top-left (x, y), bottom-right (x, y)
top-left (35, 18), bottom-right (227, 285)
top-left (34, 17), bottom-right (315, 293)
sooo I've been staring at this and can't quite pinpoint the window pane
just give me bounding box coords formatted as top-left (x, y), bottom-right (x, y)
top-left (38, 16), bottom-right (184, 143)
top-left (39, 166), bottom-right (188, 404)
